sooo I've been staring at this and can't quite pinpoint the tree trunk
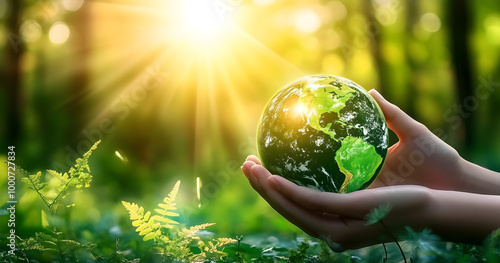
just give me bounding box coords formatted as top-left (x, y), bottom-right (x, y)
top-left (404, 0), bottom-right (419, 119)
top-left (447, 0), bottom-right (474, 153)
top-left (5, 0), bottom-right (24, 145)
top-left (363, 2), bottom-right (387, 97)
top-left (69, 2), bottom-right (91, 143)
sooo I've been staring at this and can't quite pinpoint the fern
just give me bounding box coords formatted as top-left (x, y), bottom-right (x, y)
top-left (21, 140), bottom-right (100, 213)
top-left (153, 180), bottom-right (180, 228)
top-left (122, 180), bottom-right (236, 261)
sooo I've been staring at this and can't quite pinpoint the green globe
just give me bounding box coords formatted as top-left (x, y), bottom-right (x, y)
top-left (257, 75), bottom-right (388, 193)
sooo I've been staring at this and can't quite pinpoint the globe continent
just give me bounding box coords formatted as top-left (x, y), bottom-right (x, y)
top-left (257, 75), bottom-right (388, 193)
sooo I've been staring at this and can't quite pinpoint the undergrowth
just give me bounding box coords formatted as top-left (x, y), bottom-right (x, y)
top-left (1, 141), bottom-right (499, 262)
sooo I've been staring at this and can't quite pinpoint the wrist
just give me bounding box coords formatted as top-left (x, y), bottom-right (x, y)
top-left (457, 157), bottom-right (500, 195)
top-left (424, 189), bottom-right (500, 244)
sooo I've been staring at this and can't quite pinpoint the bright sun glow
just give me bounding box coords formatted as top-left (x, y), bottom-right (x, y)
top-left (178, 0), bottom-right (227, 41)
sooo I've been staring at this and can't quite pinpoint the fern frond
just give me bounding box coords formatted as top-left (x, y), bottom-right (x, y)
top-left (153, 181), bottom-right (181, 228)
top-left (163, 180), bottom-right (180, 207)
top-left (21, 140), bottom-right (100, 213)
top-left (189, 223), bottom-right (216, 232)
top-left (122, 201), bottom-right (162, 242)
top-left (154, 208), bottom-right (179, 217)
top-left (215, 237), bottom-right (237, 247)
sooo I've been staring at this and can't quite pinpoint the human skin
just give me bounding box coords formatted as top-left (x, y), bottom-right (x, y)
top-left (241, 89), bottom-right (500, 251)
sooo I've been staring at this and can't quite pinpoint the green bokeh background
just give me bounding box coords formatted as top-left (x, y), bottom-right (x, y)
top-left (1, 0), bottom-right (499, 255)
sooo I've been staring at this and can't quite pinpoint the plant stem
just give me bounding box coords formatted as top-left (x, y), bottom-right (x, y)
top-left (26, 173), bottom-right (52, 211)
top-left (49, 177), bottom-right (75, 213)
top-left (55, 229), bottom-right (66, 263)
top-left (382, 242), bottom-right (388, 262)
top-left (380, 220), bottom-right (407, 263)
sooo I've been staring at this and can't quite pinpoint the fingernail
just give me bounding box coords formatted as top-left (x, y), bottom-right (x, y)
top-left (369, 89), bottom-right (380, 96)
top-left (370, 89), bottom-right (386, 101)
top-left (267, 176), bottom-right (280, 191)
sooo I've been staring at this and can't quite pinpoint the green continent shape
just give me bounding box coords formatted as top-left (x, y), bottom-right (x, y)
top-left (298, 80), bottom-right (355, 140)
top-left (335, 136), bottom-right (382, 193)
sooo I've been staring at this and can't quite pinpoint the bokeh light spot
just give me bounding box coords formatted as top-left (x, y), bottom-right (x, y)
top-left (320, 29), bottom-right (341, 50)
top-left (49, 22), bottom-right (70, 44)
top-left (0, 0), bottom-right (7, 19)
top-left (20, 20), bottom-right (42, 42)
top-left (327, 1), bottom-right (347, 21)
top-left (293, 8), bottom-right (321, 33)
top-left (485, 15), bottom-right (500, 45)
top-left (253, 0), bottom-right (275, 6)
top-left (62, 0), bottom-right (84, 11)
top-left (420, 12), bottom-right (441, 32)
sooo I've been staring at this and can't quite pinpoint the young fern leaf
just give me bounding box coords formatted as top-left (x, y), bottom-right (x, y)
top-left (122, 180), bottom-right (236, 261)
top-left (122, 201), bottom-right (161, 242)
top-left (20, 140), bottom-right (100, 213)
top-left (153, 180), bottom-right (180, 228)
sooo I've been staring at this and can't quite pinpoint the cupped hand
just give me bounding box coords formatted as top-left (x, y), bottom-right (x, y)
top-left (368, 90), bottom-right (464, 191)
top-left (241, 156), bottom-right (432, 251)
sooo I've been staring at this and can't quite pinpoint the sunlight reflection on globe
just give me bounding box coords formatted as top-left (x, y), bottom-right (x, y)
top-left (257, 75), bottom-right (388, 193)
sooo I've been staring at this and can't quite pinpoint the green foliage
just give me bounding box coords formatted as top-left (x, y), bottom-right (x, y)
top-left (15, 228), bottom-right (97, 262)
top-left (6, 141), bottom-right (500, 263)
top-left (287, 237), bottom-right (310, 262)
top-left (365, 203), bottom-right (392, 225)
top-left (122, 180), bottom-right (237, 262)
top-left (404, 226), bottom-right (441, 261)
top-left (21, 140), bottom-right (100, 213)
top-left (485, 228), bottom-right (500, 262)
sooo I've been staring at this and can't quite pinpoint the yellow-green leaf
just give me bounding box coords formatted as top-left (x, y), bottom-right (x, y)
top-left (139, 228), bottom-right (153, 236)
top-left (136, 224), bottom-right (148, 232)
top-left (154, 216), bottom-right (179, 225)
top-left (143, 232), bottom-right (156, 241)
top-left (143, 211), bottom-right (151, 221)
top-left (132, 220), bottom-right (143, 227)
top-left (154, 209), bottom-right (179, 217)
top-left (158, 203), bottom-right (177, 210)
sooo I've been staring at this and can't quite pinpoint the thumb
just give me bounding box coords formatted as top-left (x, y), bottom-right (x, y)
top-left (369, 89), bottom-right (426, 141)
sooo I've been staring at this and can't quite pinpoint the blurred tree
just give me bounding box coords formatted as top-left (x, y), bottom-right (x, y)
top-left (403, 0), bottom-right (419, 119)
top-left (363, 1), bottom-right (388, 99)
top-left (69, 3), bottom-right (91, 145)
top-left (5, 0), bottom-right (24, 146)
top-left (447, 0), bottom-right (474, 153)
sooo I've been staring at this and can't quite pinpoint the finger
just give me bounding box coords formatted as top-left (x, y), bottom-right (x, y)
top-left (246, 155), bottom-right (262, 165)
top-left (269, 175), bottom-right (429, 218)
top-left (369, 89), bottom-right (426, 141)
top-left (249, 165), bottom-right (334, 237)
top-left (242, 161), bottom-right (267, 198)
top-left (267, 175), bottom-right (369, 218)
top-left (251, 168), bottom-right (390, 248)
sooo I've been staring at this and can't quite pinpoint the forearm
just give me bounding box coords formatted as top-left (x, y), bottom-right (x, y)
top-left (458, 158), bottom-right (500, 195)
top-left (426, 189), bottom-right (500, 244)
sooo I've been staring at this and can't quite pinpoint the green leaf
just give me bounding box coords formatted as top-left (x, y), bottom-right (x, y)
top-left (139, 228), bottom-right (153, 236)
top-left (136, 224), bottom-right (149, 232)
top-left (154, 208), bottom-right (179, 217)
top-left (365, 203), bottom-right (392, 225)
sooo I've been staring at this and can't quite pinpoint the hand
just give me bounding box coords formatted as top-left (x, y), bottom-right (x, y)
top-left (241, 156), bottom-right (433, 251)
top-left (368, 90), bottom-right (463, 190)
